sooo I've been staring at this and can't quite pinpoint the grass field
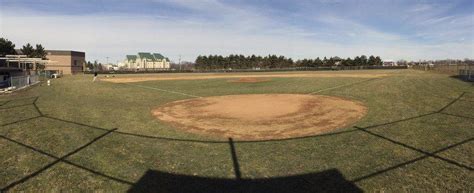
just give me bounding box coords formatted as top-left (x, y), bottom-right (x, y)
top-left (0, 69), bottom-right (473, 192)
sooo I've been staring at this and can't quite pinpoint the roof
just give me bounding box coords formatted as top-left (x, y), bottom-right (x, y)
top-left (130, 52), bottom-right (168, 62)
top-left (138, 52), bottom-right (154, 60)
top-left (153, 53), bottom-right (165, 60)
top-left (46, 50), bottom-right (85, 57)
top-left (126, 55), bottom-right (137, 61)
top-left (16, 49), bottom-right (85, 57)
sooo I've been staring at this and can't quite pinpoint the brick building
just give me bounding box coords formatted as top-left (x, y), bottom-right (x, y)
top-left (45, 50), bottom-right (85, 74)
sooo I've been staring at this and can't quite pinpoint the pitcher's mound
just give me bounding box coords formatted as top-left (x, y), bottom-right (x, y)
top-left (152, 94), bottom-right (367, 140)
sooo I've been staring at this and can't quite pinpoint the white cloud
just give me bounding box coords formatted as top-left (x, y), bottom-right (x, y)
top-left (409, 4), bottom-right (433, 13)
top-left (313, 16), bottom-right (403, 43)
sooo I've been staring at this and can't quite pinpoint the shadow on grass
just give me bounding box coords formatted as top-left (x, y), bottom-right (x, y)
top-left (128, 169), bottom-right (362, 193)
top-left (355, 126), bottom-right (473, 171)
top-left (0, 103), bottom-right (33, 110)
top-left (439, 112), bottom-right (474, 120)
top-left (0, 96), bottom-right (39, 110)
top-left (0, 128), bottom-right (118, 191)
top-left (351, 136), bottom-right (474, 182)
top-left (0, 116), bottom-right (42, 127)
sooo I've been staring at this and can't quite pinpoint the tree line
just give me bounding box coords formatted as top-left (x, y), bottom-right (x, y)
top-left (195, 54), bottom-right (383, 70)
top-left (1, 38), bottom-right (47, 70)
top-left (20, 43), bottom-right (47, 59)
top-left (86, 61), bottom-right (105, 71)
top-left (0, 38), bottom-right (47, 59)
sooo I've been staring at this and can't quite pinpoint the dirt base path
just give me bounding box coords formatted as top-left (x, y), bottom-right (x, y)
top-left (152, 94), bottom-right (367, 140)
top-left (227, 77), bottom-right (271, 83)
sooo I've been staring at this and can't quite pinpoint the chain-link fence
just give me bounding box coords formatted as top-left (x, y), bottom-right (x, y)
top-left (412, 64), bottom-right (473, 74)
top-left (29, 75), bottom-right (39, 83)
top-left (90, 65), bottom-right (408, 74)
top-left (7, 75), bottom-right (40, 90)
top-left (458, 69), bottom-right (473, 82)
top-left (412, 64), bottom-right (474, 82)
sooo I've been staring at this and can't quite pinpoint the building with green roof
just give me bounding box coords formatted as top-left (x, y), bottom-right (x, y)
top-left (123, 52), bottom-right (170, 70)
top-left (126, 55), bottom-right (137, 62)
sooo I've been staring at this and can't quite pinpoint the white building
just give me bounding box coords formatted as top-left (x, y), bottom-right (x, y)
top-left (383, 60), bottom-right (398, 66)
top-left (124, 52), bottom-right (170, 70)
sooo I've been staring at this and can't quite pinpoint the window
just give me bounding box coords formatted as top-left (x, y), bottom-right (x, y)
top-left (74, 60), bottom-right (78, 66)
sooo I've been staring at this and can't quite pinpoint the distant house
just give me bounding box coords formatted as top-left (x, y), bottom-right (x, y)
top-left (123, 52), bottom-right (170, 70)
top-left (124, 55), bottom-right (138, 69)
top-left (383, 60), bottom-right (397, 66)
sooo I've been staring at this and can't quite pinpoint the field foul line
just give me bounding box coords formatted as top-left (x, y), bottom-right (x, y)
top-left (121, 83), bottom-right (201, 98)
top-left (308, 78), bottom-right (379, 95)
top-left (351, 137), bottom-right (474, 182)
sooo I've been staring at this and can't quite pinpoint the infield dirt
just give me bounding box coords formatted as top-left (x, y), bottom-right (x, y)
top-left (227, 77), bottom-right (271, 83)
top-left (152, 94), bottom-right (367, 140)
top-left (103, 72), bottom-right (389, 83)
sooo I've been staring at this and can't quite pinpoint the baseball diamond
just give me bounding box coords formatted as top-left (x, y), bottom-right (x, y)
top-left (0, 69), bottom-right (472, 192)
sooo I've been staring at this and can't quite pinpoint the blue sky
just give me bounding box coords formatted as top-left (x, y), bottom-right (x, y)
top-left (1, 0), bottom-right (473, 63)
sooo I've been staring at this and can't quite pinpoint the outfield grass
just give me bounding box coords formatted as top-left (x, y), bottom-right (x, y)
top-left (0, 69), bottom-right (473, 192)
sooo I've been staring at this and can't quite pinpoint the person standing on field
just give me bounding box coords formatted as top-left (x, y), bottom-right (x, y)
top-left (93, 72), bottom-right (98, 82)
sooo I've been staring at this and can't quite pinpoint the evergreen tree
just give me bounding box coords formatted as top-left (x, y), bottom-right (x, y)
top-left (323, 57), bottom-right (328, 66)
top-left (327, 57), bottom-right (336, 66)
top-left (360, 55), bottom-right (368, 66)
top-left (368, 55), bottom-right (377, 66)
top-left (353, 56), bottom-right (361, 66)
top-left (375, 56), bottom-right (383, 66)
top-left (314, 57), bottom-right (323, 66)
top-left (21, 43), bottom-right (35, 57)
top-left (0, 38), bottom-right (16, 56)
top-left (193, 54), bottom-right (383, 69)
top-left (202, 56), bottom-right (209, 69)
top-left (342, 57), bottom-right (353, 66)
top-left (33, 44), bottom-right (47, 59)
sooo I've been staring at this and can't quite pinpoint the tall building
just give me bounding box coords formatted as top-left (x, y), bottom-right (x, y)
top-left (123, 52), bottom-right (170, 70)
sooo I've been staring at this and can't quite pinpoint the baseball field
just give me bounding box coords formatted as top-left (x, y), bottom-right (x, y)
top-left (0, 69), bottom-right (473, 192)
